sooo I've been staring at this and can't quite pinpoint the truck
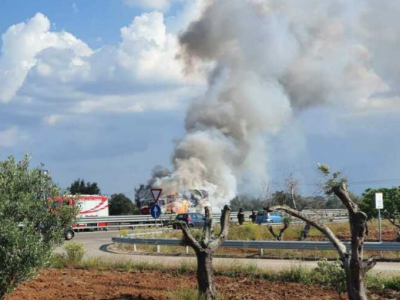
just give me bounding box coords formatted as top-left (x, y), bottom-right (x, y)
top-left (50, 195), bottom-right (109, 231)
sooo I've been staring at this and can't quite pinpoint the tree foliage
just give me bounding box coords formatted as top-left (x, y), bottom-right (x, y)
top-left (109, 193), bottom-right (139, 215)
top-left (229, 194), bottom-right (263, 211)
top-left (0, 155), bottom-right (77, 299)
top-left (68, 179), bottom-right (101, 195)
top-left (360, 187), bottom-right (400, 228)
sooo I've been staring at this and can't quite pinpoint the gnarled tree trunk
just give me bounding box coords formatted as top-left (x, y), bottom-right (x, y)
top-left (178, 205), bottom-right (231, 300)
top-left (195, 249), bottom-right (217, 299)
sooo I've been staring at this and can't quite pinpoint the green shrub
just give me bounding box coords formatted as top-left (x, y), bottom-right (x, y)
top-left (312, 260), bottom-right (346, 298)
top-left (119, 229), bottom-right (129, 237)
top-left (64, 242), bottom-right (85, 267)
top-left (366, 274), bottom-right (400, 291)
top-left (280, 264), bottom-right (313, 284)
top-left (0, 155), bottom-right (77, 299)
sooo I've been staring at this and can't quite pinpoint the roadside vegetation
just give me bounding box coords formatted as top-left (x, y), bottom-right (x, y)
top-left (0, 155), bottom-right (77, 300)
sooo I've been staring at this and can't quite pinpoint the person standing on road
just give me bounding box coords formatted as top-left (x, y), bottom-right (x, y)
top-left (237, 208), bottom-right (245, 225)
top-left (250, 210), bottom-right (257, 223)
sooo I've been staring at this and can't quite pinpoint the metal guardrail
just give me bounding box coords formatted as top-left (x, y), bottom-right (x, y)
top-left (76, 209), bottom-right (348, 227)
top-left (112, 237), bottom-right (400, 252)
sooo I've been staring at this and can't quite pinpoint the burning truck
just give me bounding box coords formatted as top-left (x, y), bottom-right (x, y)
top-left (135, 184), bottom-right (209, 215)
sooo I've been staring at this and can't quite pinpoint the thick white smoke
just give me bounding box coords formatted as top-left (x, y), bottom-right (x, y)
top-left (151, 0), bottom-right (387, 208)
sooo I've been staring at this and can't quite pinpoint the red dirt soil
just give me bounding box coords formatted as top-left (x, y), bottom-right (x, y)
top-left (5, 269), bottom-right (396, 300)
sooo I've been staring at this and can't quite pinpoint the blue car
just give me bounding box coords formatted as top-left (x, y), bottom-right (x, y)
top-left (256, 211), bottom-right (282, 224)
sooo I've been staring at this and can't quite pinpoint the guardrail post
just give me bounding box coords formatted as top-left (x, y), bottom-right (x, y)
top-left (157, 245), bottom-right (161, 253)
top-left (134, 244), bottom-right (137, 252)
top-left (260, 248), bottom-right (264, 256)
top-left (186, 246), bottom-right (189, 254)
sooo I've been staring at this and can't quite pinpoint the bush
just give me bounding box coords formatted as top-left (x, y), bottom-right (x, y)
top-left (0, 155), bottom-right (77, 299)
top-left (119, 229), bottom-right (129, 237)
top-left (64, 242), bottom-right (85, 267)
top-left (312, 260), bottom-right (346, 298)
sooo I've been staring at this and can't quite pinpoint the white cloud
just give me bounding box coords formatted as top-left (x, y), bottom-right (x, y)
top-left (71, 86), bottom-right (199, 114)
top-left (0, 126), bottom-right (27, 147)
top-left (116, 12), bottom-right (185, 84)
top-left (0, 11), bottom-right (203, 123)
top-left (120, 0), bottom-right (178, 11)
top-left (0, 13), bottom-right (92, 103)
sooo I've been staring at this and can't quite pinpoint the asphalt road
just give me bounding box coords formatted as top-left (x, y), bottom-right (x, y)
top-left (65, 231), bottom-right (400, 275)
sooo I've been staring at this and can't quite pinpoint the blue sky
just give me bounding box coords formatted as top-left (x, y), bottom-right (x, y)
top-left (0, 0), bottom-right (399, 201)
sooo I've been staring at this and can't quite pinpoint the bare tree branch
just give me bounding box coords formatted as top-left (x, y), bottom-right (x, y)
top-left (267, 221), bottom-right (290, 241)
top-left (178, 221), bottom-right (202, 250)
top-left (268, 205), bottom-right (348, 259)
top-left (210, 205), bottom-right (231, 251)
top-left (331, 182), bottom-right (358, 215)
top-left (202, 206), bottom-right (212, 246)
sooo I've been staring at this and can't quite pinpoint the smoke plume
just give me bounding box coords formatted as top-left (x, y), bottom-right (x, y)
top-left (151, 0), bottom-right (388, 208)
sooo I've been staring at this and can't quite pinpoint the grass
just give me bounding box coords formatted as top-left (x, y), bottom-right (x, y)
top-left (160, 220), bottom-right (396, 242)
top-left (115, 220), bottom-right (400, 260)
top-left (167, 288), bottom-right (227, 300)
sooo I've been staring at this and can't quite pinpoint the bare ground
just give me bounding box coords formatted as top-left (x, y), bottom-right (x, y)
top-left (5, 269), bottom-right (398, 300)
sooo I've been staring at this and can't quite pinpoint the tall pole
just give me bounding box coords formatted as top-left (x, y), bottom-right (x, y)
top-left (378, 209), bottom-right (382, 242)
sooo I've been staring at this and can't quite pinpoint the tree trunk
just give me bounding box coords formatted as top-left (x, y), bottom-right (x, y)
top-left (344, 260), bottom-right (369, 300)
top-left (343, 210), bottom-right (371, 300)
top-left (299, 222), bottom-right (311, 241)
top-left (196, 250), bottom-right (217, 300)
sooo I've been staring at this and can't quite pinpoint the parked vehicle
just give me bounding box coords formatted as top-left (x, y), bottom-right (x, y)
top-left (64, 226), bottom-right (75, 240)
top-left (256, 211), bottom-right (282, 224)
top-left (173, 213), bottom-right (206, 229)
top-left (50, 195), bottom-right (109, 230)
top-left (27, 223), bottom-right (75, 241)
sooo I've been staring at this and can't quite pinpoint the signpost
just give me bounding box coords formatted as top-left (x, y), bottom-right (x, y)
top-left (150, 188), bottom-right (162, 226)
top-left (150, 204), bottom-right (162, 219)
top-left (150, 188), bottom-right (162, 204)
top-left (375, 193), bottom-right (384, 242)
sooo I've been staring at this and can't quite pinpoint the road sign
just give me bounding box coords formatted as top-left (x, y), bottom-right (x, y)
top-left (375, 193), bottom-right (384, 209)
top-left (150, 188), bottom-right (162, 203)
top-left (150, 204), bottom-right (161, 219)
top-left (375, 193), bottom-right (384, 242)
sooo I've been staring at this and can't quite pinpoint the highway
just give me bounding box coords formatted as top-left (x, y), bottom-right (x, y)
top-left (67, 231), bottom-right (400, 275)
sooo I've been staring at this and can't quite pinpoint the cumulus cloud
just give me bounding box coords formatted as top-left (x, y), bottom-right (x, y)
top-left (115, 12), bottom-right (185, 84)
top-left (0, 11), bottom-right (201, 124)
top-left (0, 13), bottom-right (92, 103)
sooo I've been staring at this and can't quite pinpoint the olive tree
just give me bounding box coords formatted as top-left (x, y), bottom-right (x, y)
top-left (0, 155), bottom-right (77, 299)
top-left (360, 187), bottom-right (400, 240)
top-left (178, 205), bottom-right (231, 300)
top-left (269, 165), bottom-right (375, 300)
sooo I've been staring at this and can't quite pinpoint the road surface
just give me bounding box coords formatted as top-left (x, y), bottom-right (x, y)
top-left (66, 231), bottom-right (400, 275)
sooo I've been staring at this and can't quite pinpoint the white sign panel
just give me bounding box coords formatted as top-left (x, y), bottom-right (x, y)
top-left (375, 193), bottom-right (384, 209)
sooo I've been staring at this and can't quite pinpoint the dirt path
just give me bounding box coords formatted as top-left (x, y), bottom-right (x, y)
top-left (5, 269), bottom-right (396, 300)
